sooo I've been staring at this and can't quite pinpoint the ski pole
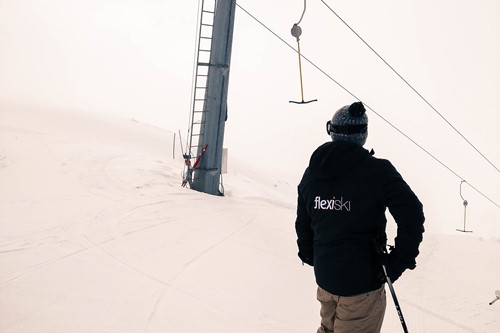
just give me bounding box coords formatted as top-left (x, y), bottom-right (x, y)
top-left (373, 239), bottom-right (409, 333)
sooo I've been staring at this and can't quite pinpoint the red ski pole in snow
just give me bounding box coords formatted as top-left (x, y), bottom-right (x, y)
top-left (181, 144), bottom-right (208, 188)
top-left (192, 144), bottom-right (208, 169)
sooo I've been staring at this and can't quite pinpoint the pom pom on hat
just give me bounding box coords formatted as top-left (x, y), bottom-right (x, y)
top-left (348, 101), bottom-right (366, 117)
top-left (326, 101), bottom-right (368, 146)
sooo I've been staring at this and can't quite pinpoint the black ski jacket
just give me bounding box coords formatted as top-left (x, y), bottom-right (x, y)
top-left (295, 141), bottom-right (425, 296)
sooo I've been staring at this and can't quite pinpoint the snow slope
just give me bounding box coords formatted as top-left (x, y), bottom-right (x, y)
top-left (0, 104), bottom-right (499, 332)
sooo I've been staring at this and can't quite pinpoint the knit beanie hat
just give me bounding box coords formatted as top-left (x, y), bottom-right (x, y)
top-left (326, 101), bottom-right (368, 146)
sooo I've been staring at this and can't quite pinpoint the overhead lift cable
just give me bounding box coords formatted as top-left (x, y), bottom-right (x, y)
top-left (320, 0), bottom-right (500, 176)
top-left (235, 3), bottom-right (500, 210)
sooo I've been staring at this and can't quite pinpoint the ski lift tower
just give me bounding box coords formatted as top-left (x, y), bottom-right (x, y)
top-left (185, 0), bottom-right (236, 195)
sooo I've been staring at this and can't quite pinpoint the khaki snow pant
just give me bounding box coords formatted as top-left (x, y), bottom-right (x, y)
top-left (316, 285), bottom-right (386, 333)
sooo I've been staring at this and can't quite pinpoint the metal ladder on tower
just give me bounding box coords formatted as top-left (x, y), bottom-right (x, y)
top-left (183, 0), bottom-right (217, 187)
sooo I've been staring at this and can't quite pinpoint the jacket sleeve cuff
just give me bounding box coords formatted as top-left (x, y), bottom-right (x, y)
top-left (298, 251), bottom-right (314, 266)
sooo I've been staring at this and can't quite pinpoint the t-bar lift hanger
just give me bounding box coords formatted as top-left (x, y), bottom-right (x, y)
top-left (489, 290), bottom-right (500, 305)
top-left (289, 0), bottom-right (317, 105)
top-left (457, 180), bottom-right (473, 233)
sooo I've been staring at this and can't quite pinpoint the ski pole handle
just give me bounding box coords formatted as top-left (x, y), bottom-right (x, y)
top-left (373, 237), bottom-right (409, 333)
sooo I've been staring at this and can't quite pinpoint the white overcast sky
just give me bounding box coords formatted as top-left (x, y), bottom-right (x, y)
top-left (0, 0), bottom-right (499, 235)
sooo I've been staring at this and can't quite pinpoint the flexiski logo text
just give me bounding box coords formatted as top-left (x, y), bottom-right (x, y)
top-left (314, 196), bottom-right (351, 211)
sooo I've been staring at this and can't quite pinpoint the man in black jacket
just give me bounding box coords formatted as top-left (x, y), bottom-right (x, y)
top-left (295, 101), bottom-right (425, 333)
